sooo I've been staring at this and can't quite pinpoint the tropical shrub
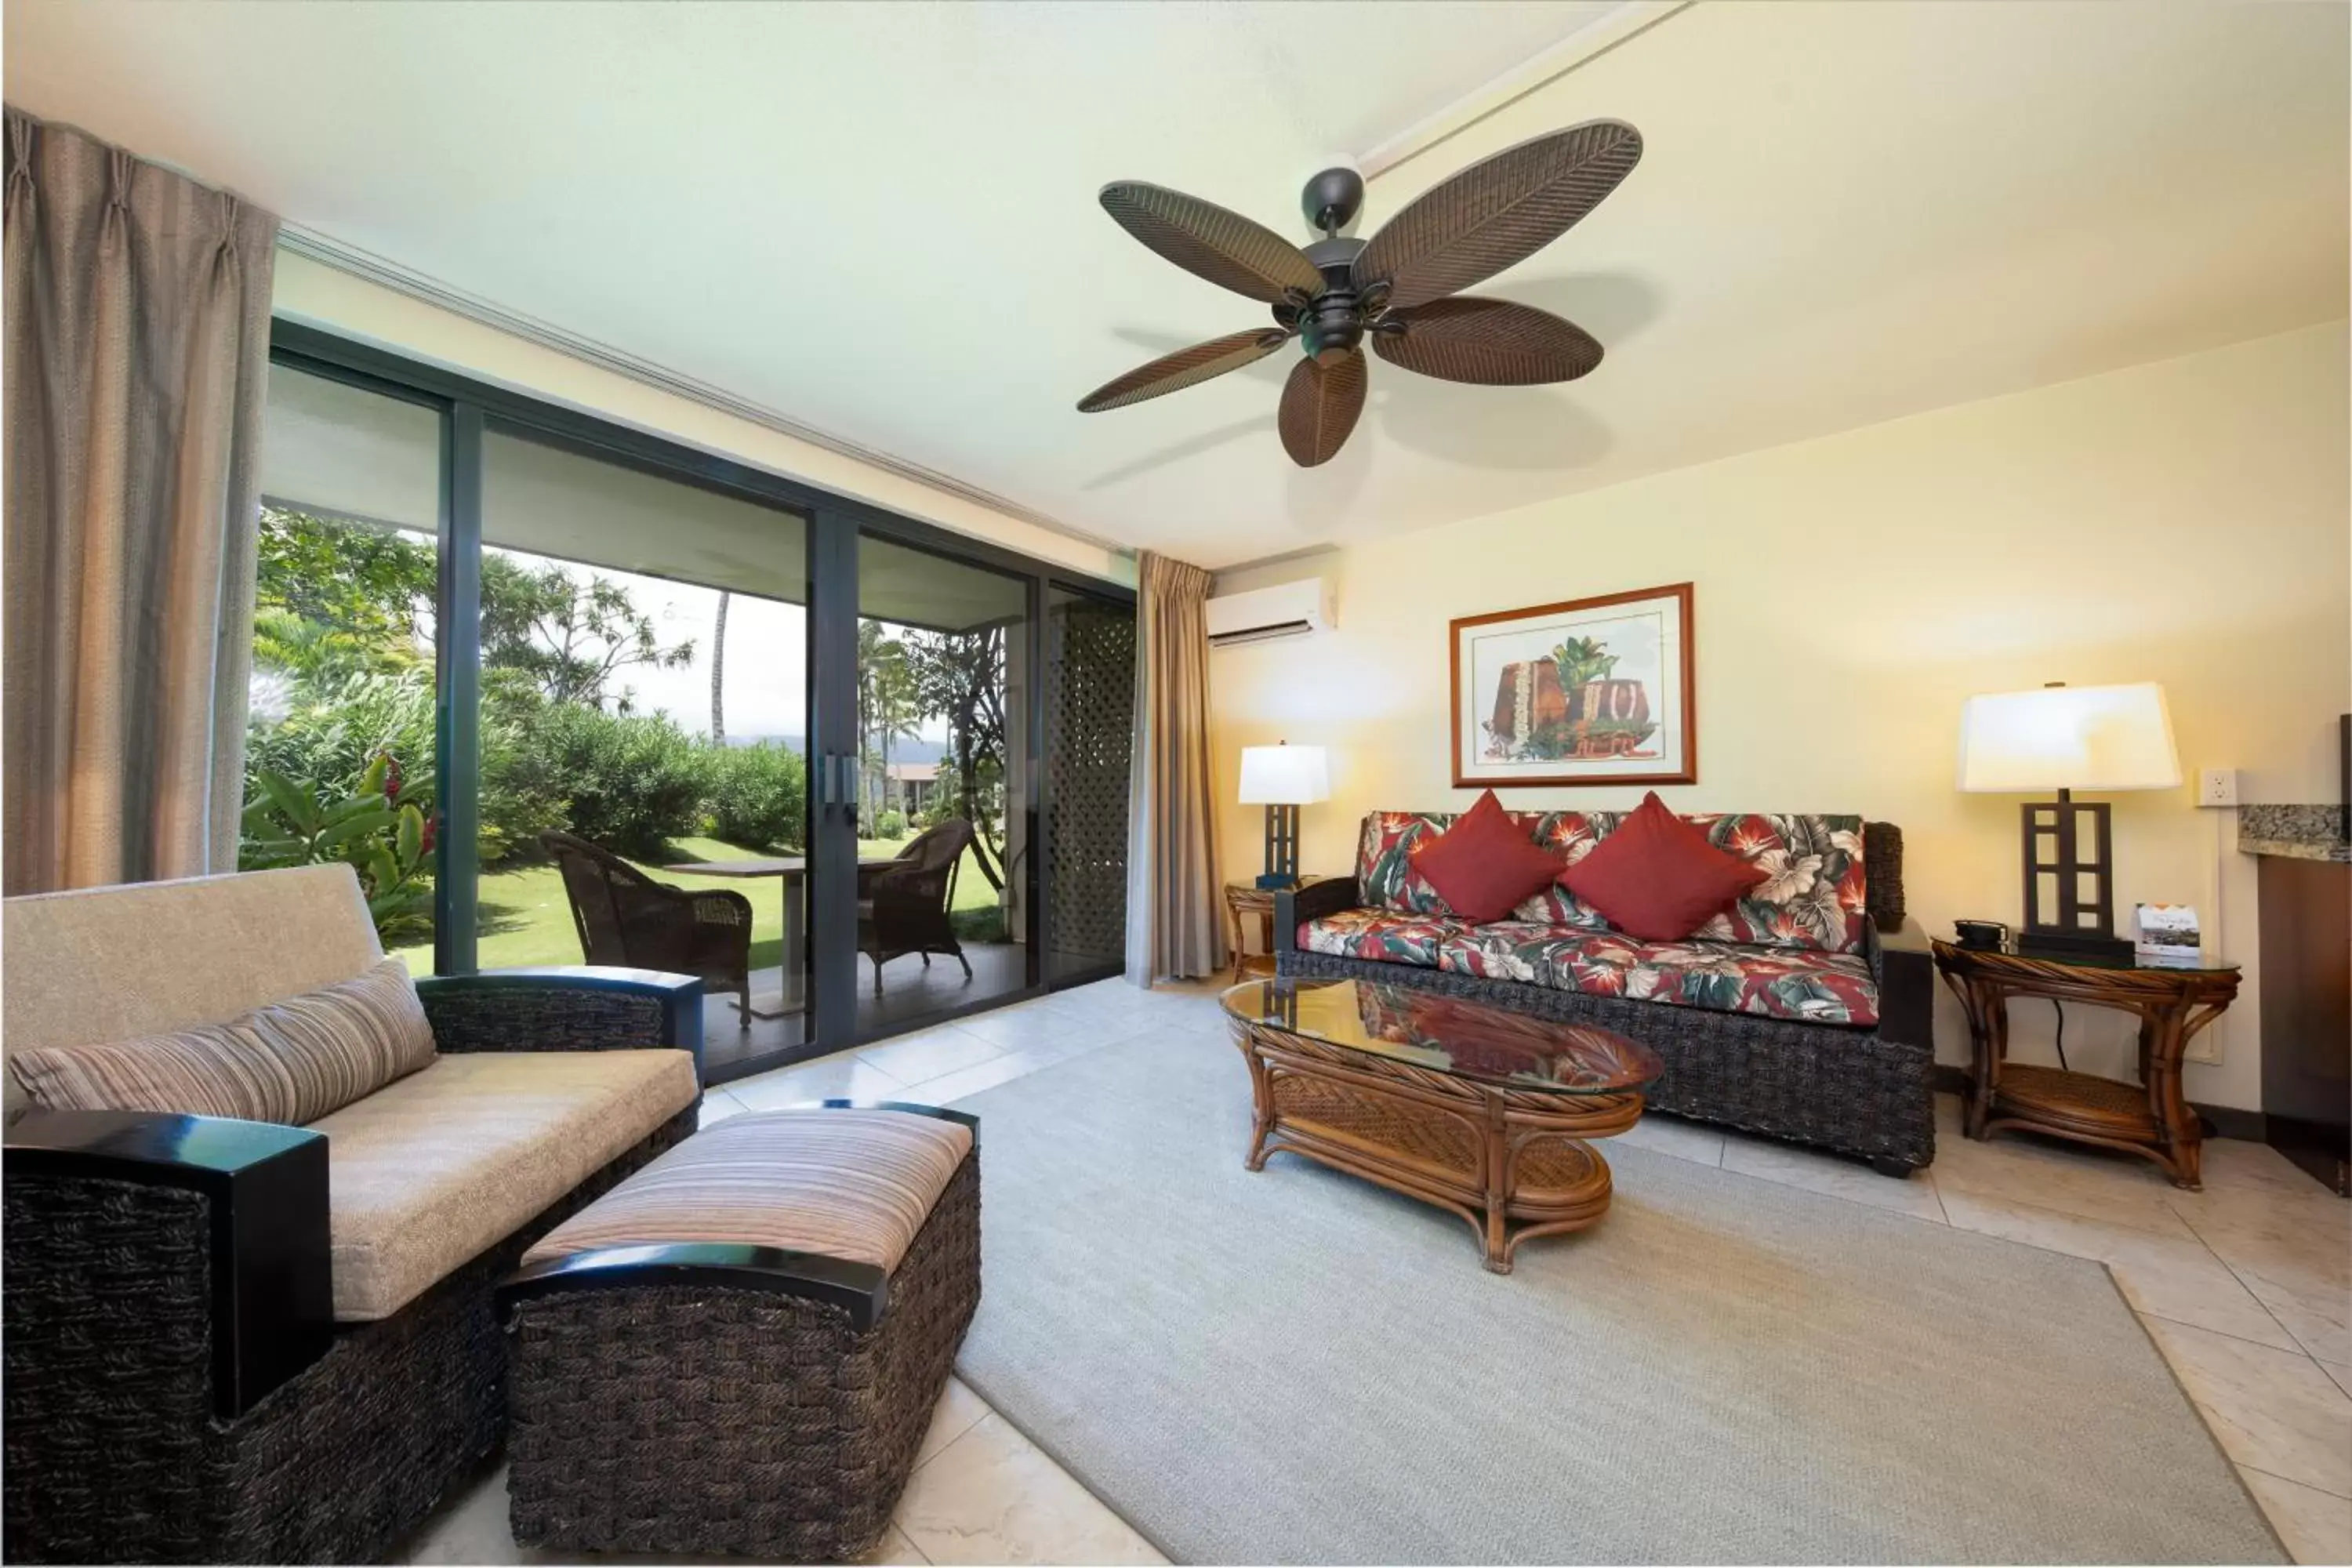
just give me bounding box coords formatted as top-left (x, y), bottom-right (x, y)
top-left (241, 753), bottom-right (435, 938)
top-left (873, 808), bottom-right (907, 841)
top-left (246, 668), bottom-right (436, 801)
top-left (522, 702), bottom-right (715, 858)
top-left (704, 742), bottom-right (807, 852)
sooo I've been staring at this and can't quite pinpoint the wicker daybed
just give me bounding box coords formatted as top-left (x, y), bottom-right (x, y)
top-left (1276, 809), bottom-right (1936, 1174)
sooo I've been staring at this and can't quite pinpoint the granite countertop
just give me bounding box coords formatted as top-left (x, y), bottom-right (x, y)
top-left (2238, 804), bottom-right (2351, 863)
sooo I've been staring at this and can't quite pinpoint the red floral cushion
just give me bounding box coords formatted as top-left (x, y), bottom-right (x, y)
top-left (1437, 924), bottom-right (1880, 1026)
top-left (1559, 792), bottom-right (1766, 942)
top-left (1404, 790), bottom-right (1566, 924)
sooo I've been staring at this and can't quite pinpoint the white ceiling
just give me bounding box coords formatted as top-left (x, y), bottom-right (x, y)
top-left (7, 1), bottom-right (2347, 569)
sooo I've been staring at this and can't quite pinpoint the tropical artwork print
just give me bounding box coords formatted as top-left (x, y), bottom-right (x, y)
top-left (1450, 583), bottom-right (1693, 787)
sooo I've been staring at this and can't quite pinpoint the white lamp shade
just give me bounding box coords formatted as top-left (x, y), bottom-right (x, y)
top-left (1956, 683), bottom-right (2182, 793)
top-left (1239, 744), bottom-right (1330, 805)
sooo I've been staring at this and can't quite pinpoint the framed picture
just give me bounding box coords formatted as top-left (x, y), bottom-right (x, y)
top-left (1449, 582), bottom-right (1695, 789)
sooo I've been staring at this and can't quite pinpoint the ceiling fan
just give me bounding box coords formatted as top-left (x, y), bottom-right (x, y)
top-left (1076, 119), bottom-right (1643, 468)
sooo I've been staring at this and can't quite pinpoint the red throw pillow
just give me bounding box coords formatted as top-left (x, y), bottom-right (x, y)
top-left (1406, 790), bottom-right (1566, 924)
top-left (1560, 792), bottom-right (1766, 942)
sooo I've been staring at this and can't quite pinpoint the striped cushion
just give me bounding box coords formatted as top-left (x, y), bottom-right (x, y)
top-left (522, 1107), bottom-right (972, 1277)
top-left (10, 956), bottom-right (436, 1125)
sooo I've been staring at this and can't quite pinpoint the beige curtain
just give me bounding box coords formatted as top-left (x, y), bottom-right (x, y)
top-left (1124, 550), bottom-right (1225, 983)
top-left (4, 108), bottom-right (278, 893)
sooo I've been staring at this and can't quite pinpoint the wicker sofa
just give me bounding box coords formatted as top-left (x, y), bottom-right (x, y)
top-left (1, 865), bottom-right (706, 1564)
top-left (1276, 808), bottom-right (1936, 1174)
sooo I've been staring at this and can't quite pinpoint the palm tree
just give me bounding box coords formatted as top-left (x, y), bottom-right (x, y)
top-left (710, 590), bottom-right (729, 742)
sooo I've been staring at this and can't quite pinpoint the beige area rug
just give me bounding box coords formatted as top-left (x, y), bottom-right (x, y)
top-left (949, 1029), bottom-right (2285, 1565)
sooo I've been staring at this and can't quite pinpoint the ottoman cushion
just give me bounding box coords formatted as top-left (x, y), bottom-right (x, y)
top-left (521, 1107), bottom-right (973, 1276)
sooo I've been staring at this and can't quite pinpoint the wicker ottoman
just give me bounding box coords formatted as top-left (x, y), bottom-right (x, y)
top-left (497, 1103), bottom-right (980, 1562)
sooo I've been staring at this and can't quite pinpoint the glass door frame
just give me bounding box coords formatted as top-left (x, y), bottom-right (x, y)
top-left (267, 319), bottom-right (1135, 1079)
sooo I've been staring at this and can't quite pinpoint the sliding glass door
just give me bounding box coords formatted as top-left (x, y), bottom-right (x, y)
top-left (477, 425), bottom-right (818, 1074)
top-left (852, 530), bottom-right (1036, 1035)
top-left (252, 361), bottom-right (448, 972)
top-left (255, 322), bottom-right (1134, 1083)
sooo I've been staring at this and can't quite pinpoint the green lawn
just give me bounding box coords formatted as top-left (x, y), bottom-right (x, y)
top-left (392, 834), bottom-right (1002, 977)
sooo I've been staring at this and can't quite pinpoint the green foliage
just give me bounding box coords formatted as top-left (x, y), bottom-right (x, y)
top-left (873, 808), bottom-right (907, 840)
top-left (481, 552), bottom-right (695, 711)
top-left (246, 668), bottom-right (437, 800)
top-left (704, 743), bottom-right (808, 852)
top-left (903, 625), bottom-right (1007, 890)
top-left (1551, 636), bottom-right (1619, 692)
top-left (522, 703), bottom-right (716, 859)
top-left (241, 754), bottom-right (436, 938)
top-left (949, 904), bottom-right (1007, 943)
top-left (255, 508), bottom-right (437, 678)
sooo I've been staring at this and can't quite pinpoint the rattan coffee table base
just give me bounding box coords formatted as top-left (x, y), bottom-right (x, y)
top-left (1232, 1018), bottom-right (1646, 1273)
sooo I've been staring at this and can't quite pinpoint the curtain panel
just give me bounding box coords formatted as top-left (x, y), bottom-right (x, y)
top-left (3, 107), bottom-right (278, 893)
top-left (1124, 550), bottom-right (1223, 984)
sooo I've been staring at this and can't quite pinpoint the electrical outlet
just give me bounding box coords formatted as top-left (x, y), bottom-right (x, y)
top-left (2198, 768), bottom-right (2239, 808)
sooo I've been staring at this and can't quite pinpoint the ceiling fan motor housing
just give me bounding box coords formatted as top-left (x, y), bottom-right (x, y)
top-left (1297, 235), bottom-right (1370, 364)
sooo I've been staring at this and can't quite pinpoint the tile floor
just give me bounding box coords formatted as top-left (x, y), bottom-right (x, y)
top-left (400, 978), bottom-right (2351, 1566)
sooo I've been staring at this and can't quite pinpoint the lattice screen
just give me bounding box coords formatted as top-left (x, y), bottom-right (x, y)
top-left (1045, 593), bottom-right (1137, 978)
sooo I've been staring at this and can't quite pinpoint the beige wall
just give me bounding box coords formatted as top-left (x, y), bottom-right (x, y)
top-left (270, 250), bottom-right (1128, 584)
top-left (1208, 322), bottom-right (2350, 1110)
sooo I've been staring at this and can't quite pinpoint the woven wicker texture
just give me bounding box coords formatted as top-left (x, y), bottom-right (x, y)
top-left (3, 1105), bottom-right (696, 1564)
top-left (1098, 183), bottom-right (1321, 303)
top-left (1997, 1063), bottom-right (2159, 1128)
top-left (1278, 349), bottom-right (1367, 466)
top-left (1274, 1071), bottom-right (1482, 1174)
top-left (1375, 297), bottom-right (1602, 385)
top-left (1864, 822), bottom-right (1906, 931)
top-left (1283, 948), bottom-right (1934, 1170)
top-left (1079, 329), bottom-right (1290, 412)
top-left (419, 984), bottom-right (666, 1055)
top-left (1357, 120), bottom-right (1643, 309)
top-left (507, 1152), bottom-right (981, 1562)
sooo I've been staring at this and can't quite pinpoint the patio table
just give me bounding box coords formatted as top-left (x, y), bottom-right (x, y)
top-left (663, 856), bottom-right (807, 1019)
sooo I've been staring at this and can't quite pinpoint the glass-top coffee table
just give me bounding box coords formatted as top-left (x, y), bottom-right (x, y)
top-left (1219, 977), bottom-right (1664, 1273)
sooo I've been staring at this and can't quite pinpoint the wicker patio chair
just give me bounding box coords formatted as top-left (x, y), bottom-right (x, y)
top-left (543, 831), bottom-right (755, 1030)
top-left (858, 819), bottom-right (977, 996)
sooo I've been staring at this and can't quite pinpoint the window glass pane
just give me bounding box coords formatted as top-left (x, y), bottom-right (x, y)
top-left (480, 430), bottom-right (811, 1069)
top-left (857, 532), bottom-right (1033, 1031)
top-left (246, 365), bottom-right (443, 973)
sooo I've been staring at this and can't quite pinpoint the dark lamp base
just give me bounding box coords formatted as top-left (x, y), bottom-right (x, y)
top-left (2018, 928), bottom-right (2135, 963)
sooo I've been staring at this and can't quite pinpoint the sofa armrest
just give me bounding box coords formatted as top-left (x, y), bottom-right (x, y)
top-left (418, 967), bottom-right (705, 1082)
top-left (3, 1109), bottom-right (332, 1421)
top-left (1868, 917), bottom-right (1935, 1050)
top-left (1276, 877), bottom-right (1362, 955)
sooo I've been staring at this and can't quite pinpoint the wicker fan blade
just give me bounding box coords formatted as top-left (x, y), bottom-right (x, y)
top-left (1356, 120), bottom-right (1642, 310)
top-left (1373, 297), bottom-right (1602, 385)
top-left (1099, 182), bottom-right (1325, 303)
top-left (1077, 329), bottom-right (1293, 413)
top-left (1277, 350), bottom-right (1367, 467)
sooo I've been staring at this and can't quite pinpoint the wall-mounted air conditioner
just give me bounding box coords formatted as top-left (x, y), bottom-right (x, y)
top-left (1206, 579), bottom-right (1335, 648)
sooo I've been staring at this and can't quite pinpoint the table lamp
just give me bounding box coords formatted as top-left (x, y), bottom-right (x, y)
top-left (1239, 742), bottom-right (1329, 890)
top-left (1956, 681), bottom-right (2180, 960)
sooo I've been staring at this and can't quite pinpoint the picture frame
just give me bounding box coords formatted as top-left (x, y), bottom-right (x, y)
top-left (1449, 582), bottom-right (1696, 789)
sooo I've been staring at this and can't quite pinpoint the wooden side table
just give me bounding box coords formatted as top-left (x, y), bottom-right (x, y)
top-left (1931, 938), bottom-right (2241, 1189)
top-left (1225, 877), bottom-right (1326, 984)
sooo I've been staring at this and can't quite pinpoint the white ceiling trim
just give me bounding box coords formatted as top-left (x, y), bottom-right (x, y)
top-left (274, 223), bottom-right (1127, 557)
top-left (1354, 0), bottom-right (1692, 182)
